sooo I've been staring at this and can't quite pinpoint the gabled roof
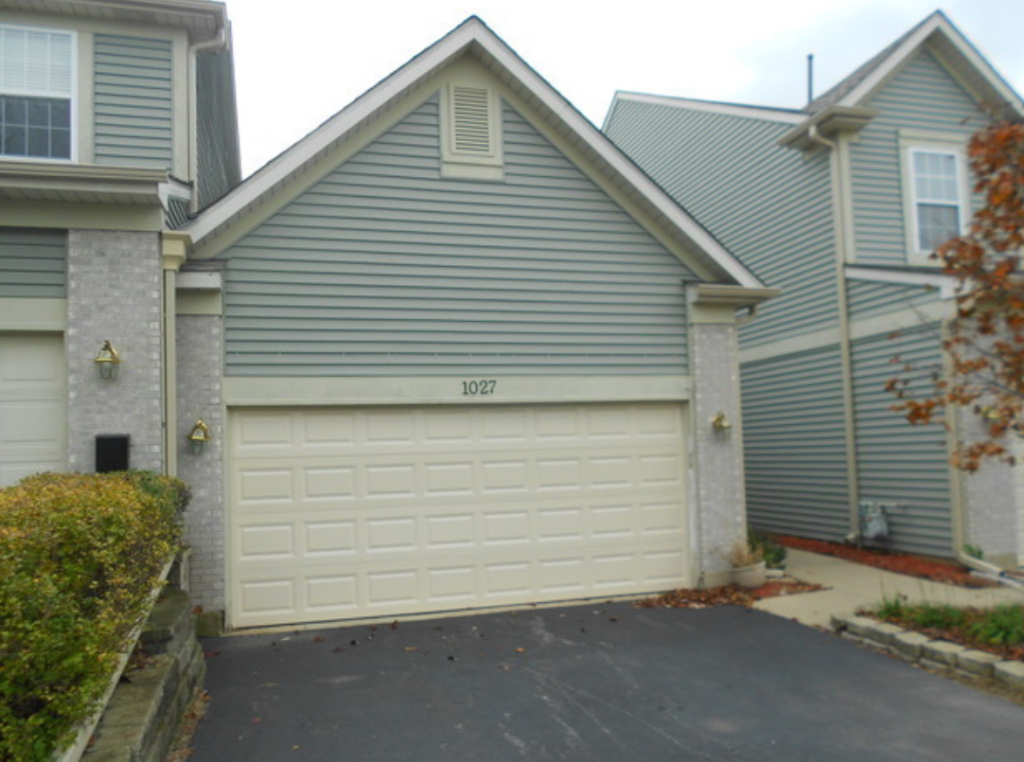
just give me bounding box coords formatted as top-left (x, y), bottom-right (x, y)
top-left (604, 92), bottom-right (806, 128)
top-left (184, 16), bottom-right (767, 291)
top-left (805, 10), bottom-right (1024, 118)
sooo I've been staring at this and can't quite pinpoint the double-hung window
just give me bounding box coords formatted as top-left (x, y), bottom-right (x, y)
top-left (0, 25), bottom-right (74, 160)
top-left (901, 134), bottom-right (970, 265)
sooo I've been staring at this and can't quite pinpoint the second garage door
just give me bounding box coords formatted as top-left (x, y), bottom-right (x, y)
top-left (228, 402), bottom-right (689, 628)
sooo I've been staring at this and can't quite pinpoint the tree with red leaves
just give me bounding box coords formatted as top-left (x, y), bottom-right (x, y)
top-left (889, 120), bottom-right (1024, 471)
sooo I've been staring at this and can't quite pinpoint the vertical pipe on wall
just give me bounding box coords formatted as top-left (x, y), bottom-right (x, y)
top-left (161, 233), bottom-right (188, 476)
top-left (807, 125), bottom-right (862, 540)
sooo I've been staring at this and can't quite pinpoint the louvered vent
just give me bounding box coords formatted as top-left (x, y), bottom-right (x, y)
top-left (451, 85), bottom-right (492, 154)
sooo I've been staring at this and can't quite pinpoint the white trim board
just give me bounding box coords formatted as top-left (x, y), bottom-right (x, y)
top-left (740, 300), bottom-right (952, 364)
top-left (223, 374), bottom-right (693, 408)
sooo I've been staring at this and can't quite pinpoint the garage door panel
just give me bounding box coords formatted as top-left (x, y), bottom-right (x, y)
top-left (0, 335), bottom-right (66, 487)
top-left (229, 403), bottom-right (689, 628)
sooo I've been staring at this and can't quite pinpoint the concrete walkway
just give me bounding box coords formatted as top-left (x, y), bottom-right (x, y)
top-left (754, 549), bottom-right (1024, 627)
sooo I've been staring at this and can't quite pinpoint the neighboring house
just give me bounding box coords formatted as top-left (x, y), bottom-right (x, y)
top-left (0, 0), bottom-right (239, 487)
top-left (1, 3), bottom-right (775, 630)
top-left (605, 11), bottom-right (1024, 570)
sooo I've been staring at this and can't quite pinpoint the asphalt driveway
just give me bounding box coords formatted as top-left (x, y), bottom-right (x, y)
top-left (189, 602), bottom-right (1024, 761)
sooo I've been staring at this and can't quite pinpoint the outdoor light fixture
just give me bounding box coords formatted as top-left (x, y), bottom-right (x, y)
top-left (711, 411), bottom-right (732, 433)
top-left (94, 340), bottom-right (121, 380)
top-left (188, 420), bottom-right (212, 455)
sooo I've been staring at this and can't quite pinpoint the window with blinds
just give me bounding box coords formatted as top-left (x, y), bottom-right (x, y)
top-left (0, 25), bottom-right (74, 160)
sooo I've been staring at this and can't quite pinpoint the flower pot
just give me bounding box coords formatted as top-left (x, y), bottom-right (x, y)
top-left (732, 561), bottom-right (767, 589)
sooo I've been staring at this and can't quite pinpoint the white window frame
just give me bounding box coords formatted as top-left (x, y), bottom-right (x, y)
top-left (899, 131), bottom-right (971, 266)
top-left (440, 72), bottom-right (503, 181)
top-left (0, 23), bottom-right (77, 162)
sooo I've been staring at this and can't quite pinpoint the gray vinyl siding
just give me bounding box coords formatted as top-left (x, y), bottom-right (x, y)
top-left (195, 49), bottom-right (241, 209)
top-left (741, 345), bottom-right (851, 539)
top-left (220, 96), bottom-right (696, 376)
top-left (846, 279), bottom-right (944, 319)
top-left (165, 197), bottom-right (190, 230)
top-left (93, 34), bottom-right (173, 168)
top-left (850, 50), bottom-right (988, 267)
top-left (605, 100), bottom-right (838, 347)
top-left (851, 324), bottom-right (953, 556)
top-left (0, 229), bottom-right (66, 298)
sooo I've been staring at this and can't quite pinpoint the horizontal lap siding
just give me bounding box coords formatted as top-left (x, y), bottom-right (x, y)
top-left (93, 35), bottom-right (173, 168)
top-left (605, 101), bottom-right (837, 347)
top-left (851, 51), bottom-right (987, 267)
top-left (741, 345), bottom-right (851, 539)
top-left (195, 49), bottom-right (240, 209)
top-left (222, 97), bottom-right (695, 376)
top-left (852, 325), bottom-right (953, 556)
top-left (846, 280), bottom-right (944, 319)
top-left (0, 229), bottom-right (66, 298)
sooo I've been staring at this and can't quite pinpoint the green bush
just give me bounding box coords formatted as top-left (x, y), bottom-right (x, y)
top-left (0, 471), bottom-right (186, 762)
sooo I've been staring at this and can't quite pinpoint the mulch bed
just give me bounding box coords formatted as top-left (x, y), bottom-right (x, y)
top-left (637, 579), bottom-right (824, 609)
top-left (775, 534), bottom-right (995, 588)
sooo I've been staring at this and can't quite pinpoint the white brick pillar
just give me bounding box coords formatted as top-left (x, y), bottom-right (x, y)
top-left (66, 230), bottom-right (164, 472)
top-left (176, 284), bottom-right (226, 613)
top-left (688, 288), bottom-right (750, 587)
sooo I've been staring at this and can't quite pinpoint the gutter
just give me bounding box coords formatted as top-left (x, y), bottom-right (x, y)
top-left (807, 124), bottom-right (862, 543)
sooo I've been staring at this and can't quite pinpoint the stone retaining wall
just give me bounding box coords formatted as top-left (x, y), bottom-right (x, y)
top-left (832, 613), bottom-right (1024, 692)
top-left (83, 588), bottom-right (205, 762)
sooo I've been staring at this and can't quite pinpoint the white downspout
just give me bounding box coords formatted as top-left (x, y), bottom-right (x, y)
top-left (807, 124), bottom-right (861, 542)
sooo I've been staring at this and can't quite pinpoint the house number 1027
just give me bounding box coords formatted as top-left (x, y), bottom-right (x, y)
top-left (462, 379), bottom-right (497, 396)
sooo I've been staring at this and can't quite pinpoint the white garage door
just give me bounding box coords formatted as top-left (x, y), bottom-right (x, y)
top-left (0, 334), bottom-right (66, 487)
top-left (228, 403), bottom-right (689, 628)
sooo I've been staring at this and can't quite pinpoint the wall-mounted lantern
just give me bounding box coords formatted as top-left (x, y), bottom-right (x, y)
top-left (94, 340), bottom-right (121, 380)
top-left (711, 411), bottom-right (732, 434)
top-left (188, 420), bottom-right (212, 455)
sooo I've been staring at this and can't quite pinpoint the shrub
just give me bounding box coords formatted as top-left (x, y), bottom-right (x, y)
top-left (0, 471), bottom-right (186, 762)
top-left (749, 530), bottom-right (787, 569)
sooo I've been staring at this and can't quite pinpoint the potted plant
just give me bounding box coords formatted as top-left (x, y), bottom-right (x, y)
top-left (729, 540), bottom-right (766, 588)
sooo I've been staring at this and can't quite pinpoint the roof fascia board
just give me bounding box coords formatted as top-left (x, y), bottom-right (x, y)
top-left (691, 283), bottom-right (780, 308)
top-left (446, 28), bottom-right (764, 288)
top-left (778, 106), bottom-right (879, 150)
top-left (837, 15), bottom-right (1024, 116)
top-left (610, 92), bottom-right (805, 125)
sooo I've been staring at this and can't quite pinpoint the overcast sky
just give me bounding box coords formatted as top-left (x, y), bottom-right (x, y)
top-left (226, 0), bottom-right (1024, 176)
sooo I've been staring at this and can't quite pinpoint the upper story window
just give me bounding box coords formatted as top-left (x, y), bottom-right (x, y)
top-left (0, 25), bottom-right (74, 161)
top-left (901, 133), bottom-right (970, 266)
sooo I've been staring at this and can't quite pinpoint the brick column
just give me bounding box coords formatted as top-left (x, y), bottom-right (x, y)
top-left (66, 230), bottom-right (164, 472)
top-left (688, 295), bottom-right (748, 587)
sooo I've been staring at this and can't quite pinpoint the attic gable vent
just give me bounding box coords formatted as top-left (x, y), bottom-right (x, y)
top-left (441, 76), bottom-right (503, 181)
top-left (451, 85), bottom-right (492, 154)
